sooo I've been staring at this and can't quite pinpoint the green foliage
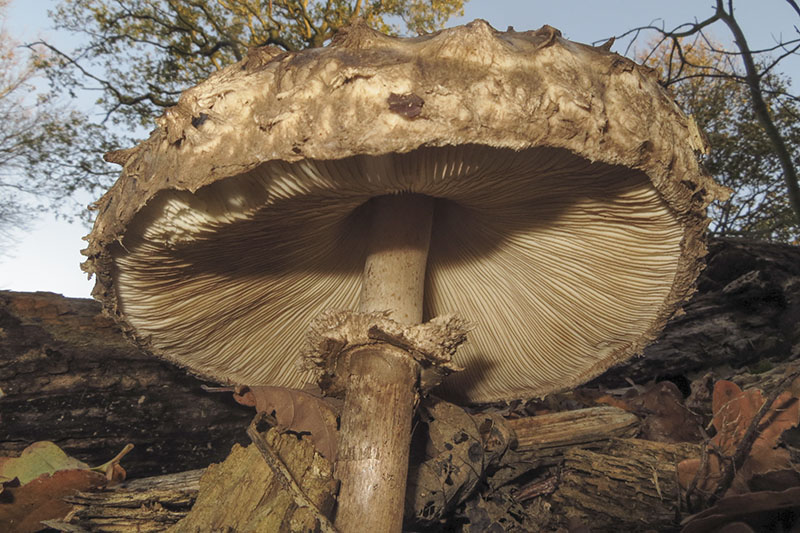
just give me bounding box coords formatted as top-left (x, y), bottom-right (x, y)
top-left (42, 0), bottom-right (456, 127)
top-left (0, 0), bottom-right (116, 249)
top-left (12, 0), bottom-right (464, 231)
top-left (43, 0), bottom-right (465, 130)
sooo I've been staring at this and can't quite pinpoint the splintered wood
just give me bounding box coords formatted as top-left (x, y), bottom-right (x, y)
top-left (168, 426), bottom-right (335, 533)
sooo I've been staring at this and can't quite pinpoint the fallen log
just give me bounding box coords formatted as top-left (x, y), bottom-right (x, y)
top-left (0, 291), bottom-right (252, 478)
top-left (47, 406), bottom-right (639, 532)
top-left (594, 238), bottom-right (800, 388)
top-left (3, 238), bottom-right (799, 478)
top-left (44, 470), bottom-right (203, 533)
top-left (542, 438), bottom-right (702, 532)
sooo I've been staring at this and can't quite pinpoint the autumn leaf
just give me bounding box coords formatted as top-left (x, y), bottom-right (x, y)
top-left (591, 381), bottom-right (703, 443)
top-left (0, 442), bottom-right (89, 486)
top-left (678, 380), bottom-right (800, 497)
top-left (681, 487), bottom-right (800, 533)
top-left (233, 386), bottom-right (339, 461)
top-left (0, 469), bottom-right (106, 533)
top-left (0, 441), bottom-right (134, 532)
top-left (90, 443), bottom-right (134, 484)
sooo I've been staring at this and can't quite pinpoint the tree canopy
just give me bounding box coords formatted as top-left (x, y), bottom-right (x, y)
top-left (0, 0), bottom-right (114, 248)
top-left (42, 0), bottom-right (464, 128)
top-left (0, 0), bottom-right (465, 242)
top-left (619, 0), bottom-right (800, 242)
top-left (641, 38), bottom-right (800, 242)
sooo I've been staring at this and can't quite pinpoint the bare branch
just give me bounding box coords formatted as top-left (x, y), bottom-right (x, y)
top-left (785, 0), bottom-right (800, 18)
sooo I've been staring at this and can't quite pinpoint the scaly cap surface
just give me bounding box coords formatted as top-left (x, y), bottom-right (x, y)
top-left (84, 21), bottom-right (725, 403)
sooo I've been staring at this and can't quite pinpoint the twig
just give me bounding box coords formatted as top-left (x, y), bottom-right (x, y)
top-left (683, 437), bottom-right (711, 512)
top-left (246, 412), bottom-right (339, 533)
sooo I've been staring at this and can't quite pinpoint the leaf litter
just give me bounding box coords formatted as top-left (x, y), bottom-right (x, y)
top-left (0, 441), bottom-right (133, 533)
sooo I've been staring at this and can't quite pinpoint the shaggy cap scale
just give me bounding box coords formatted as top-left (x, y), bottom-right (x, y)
top-left (84, 21), bottom-right (726, 403)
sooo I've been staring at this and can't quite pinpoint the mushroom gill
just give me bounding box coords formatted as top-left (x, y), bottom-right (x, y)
top-left (113, 144), bottom-right (682, 403)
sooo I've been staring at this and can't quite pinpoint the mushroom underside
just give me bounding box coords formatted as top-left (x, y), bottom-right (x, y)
top-left (113, 144), bottom-right (684, 403)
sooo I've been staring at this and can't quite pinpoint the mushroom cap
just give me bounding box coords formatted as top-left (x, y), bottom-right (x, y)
top-left (83, 21), bottom-right (725, 404)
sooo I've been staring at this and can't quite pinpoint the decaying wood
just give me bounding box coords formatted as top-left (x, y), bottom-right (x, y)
top-left (596, 238), bottom-right (800, 387)
top-left (45, 423), bottom-right (336, 533)
top-left (45, 469), bottom-right (203, 532)
top-left (534, 438), bottom-right (703, 532)
top-left (246, 414), bottom-right (337, 533)
top-left (47, 405), bottom-right (641, 532)
top-left (405, 403), bottom-right (638, 527)
top-left (506, 406), bottom-right (640, 462)
top-left (169, 425), bottom-right (336, 532)
top-left (0, 291), bottom-right (252, 478)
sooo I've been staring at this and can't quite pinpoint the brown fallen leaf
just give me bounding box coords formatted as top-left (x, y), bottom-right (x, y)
top-left (406, 397), bottom-right (486, 527)
top-left (0, 469), bottom-right (106, 533)
top-left (233, 385), bottom-right (339, 461)
top-left (681, 487), bottom-right (800, 533)
top-left (0, 441), bottom-right (134, 532)
top-left (591, 381), bottom-right (702, 443)
top-left (678, 380), bottom-right (800, 497)
top-left (90, 443), bottom-right (134, 484)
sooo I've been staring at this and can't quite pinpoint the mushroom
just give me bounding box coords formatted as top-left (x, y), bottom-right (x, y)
top-left (84, 21), bottom-right (726, 532)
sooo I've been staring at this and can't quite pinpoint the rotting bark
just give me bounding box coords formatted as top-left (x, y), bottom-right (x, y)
top-left (536, 438), bottom-right (703, 532)
top-left (505, 406), bottom-right (640, 464)
top-left (167, 426), bottom-right (336, 533)
top-left (405, 402), bottom-right (639, 527)
top-left (44, 469), bottom-right (203, 533)
top-left (594, 237), bottom-right (800, 388)
top-left (45, 404), bottom-right (640, 532)
top-left (0, 291), bottom-right (252, 478)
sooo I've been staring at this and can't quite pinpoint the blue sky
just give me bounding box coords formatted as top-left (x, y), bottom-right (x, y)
top-left (1, 0), bottom-right (797, 297)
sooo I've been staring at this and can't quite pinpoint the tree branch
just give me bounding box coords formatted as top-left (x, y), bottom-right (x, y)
top-left (715, 2), bottom-right (800, 226)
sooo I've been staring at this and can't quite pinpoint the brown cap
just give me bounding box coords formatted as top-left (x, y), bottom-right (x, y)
top-left (83, 21), bottom-right (726, 403)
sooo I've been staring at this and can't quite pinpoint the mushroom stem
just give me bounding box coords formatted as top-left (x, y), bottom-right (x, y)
top-left (336, 193), bottom-right (434, 532)
top-left (335, 343), bottom-right (419, 532)
top-left (358, 193), bottom-right (435, 324)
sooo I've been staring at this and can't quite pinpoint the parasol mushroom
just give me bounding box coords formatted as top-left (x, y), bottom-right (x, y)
top-left (83, 21), bottom-right (726, 532)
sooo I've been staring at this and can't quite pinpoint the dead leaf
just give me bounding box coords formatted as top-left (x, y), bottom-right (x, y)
top-left (0, 441), bottom-right (133, 531)
top-left (678, 380), bottom-right (800, 497)
top-left (0, 469), bottom-right (106, 533)
top-left (90, 443), bottom-right (134, 485)
top-left (406, 397), bottom-right (484, 527)
top-left (233, 386), bottom-right (338, 461)
top-left (0, 442), bottom-right (89, 486)
top-left (593, 381), bottom-right (702, 443)
top-left (681, 487), bottom-right (800, 533)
